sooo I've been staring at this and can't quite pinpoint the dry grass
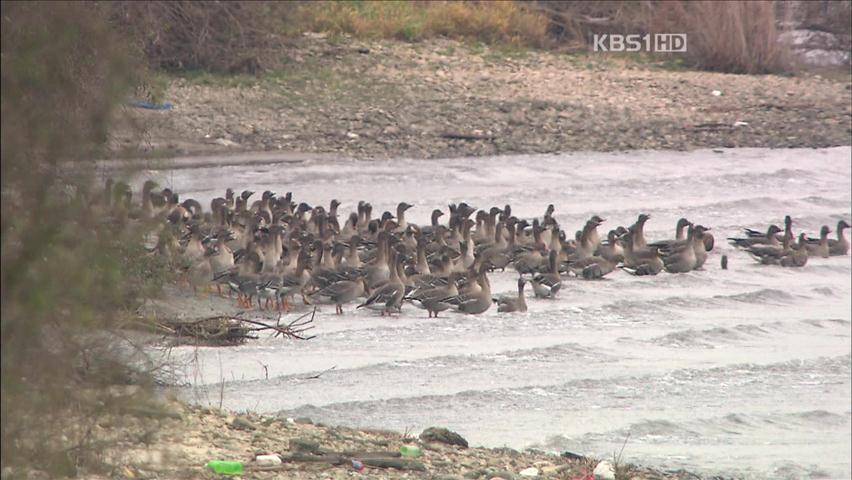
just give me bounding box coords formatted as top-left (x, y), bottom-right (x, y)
top-left (658, 1), bottom-right (790, 74)
top-left (534, 0), bottom-right (791, 74)
top-left (111, 1), bottom-right (281, 72)
top-left (288, 1), bottom-right (550, 46)
top-left (107, 1), bottom-right (797, 75)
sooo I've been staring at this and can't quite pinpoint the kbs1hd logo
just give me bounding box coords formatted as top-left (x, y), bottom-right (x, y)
top-left (592, 34), bottom-right (687, 53)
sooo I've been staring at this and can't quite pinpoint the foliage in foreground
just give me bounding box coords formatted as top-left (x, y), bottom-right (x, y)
top-left (1, 1), bottom-right (163, 475)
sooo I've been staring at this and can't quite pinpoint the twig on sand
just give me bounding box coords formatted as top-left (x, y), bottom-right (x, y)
top-left (301, 365), bottom-right (337, 380)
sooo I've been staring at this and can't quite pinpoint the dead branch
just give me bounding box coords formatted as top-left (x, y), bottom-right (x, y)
top-left (154, 308), bottom-right (316, 346)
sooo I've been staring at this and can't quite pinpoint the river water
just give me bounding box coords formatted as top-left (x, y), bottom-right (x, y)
top-left (135, 147), bottom-right (851, 479)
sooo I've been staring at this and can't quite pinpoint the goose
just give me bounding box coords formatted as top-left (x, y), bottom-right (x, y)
top-left (804, 225), bottom-right (832, 258)
top-left (619, 234), bottom-right (663, 276)
top-left (595, 230), bottom-right (625, 264)
top-left (209, 231), bottom-right (235, 295)
top-left (404, 272), bottom-right (461, 317)
top-left (661, 225), bottom-right (705, 273)
top-left (441, 264), bottom-right (492, 314)
top-left (419, 209), bottom-right (445, 238)
top-left (565, 254), bottom-right (617, 279)
top-left (395, 202), bottom-right (414, 231)
top-left (494, 278), bottom-right (528, 313)
top-left (692, 225), bottom-right (712, 269)
top-left (571, 218), bottom-right (602, 260)
top-left (362, 232), bottom-right (391, 289)
top-left (781, 233), bottom-right (809, 267)
top-left (530, 250), bottom-right (562, 298)
top-left (277, 246), bottom-right (311, 311)
top-left (747, 231), bottom-right (794, 265)
top-left (357, 251), bottom-right (405, 315)
top-left (648, 218), bottom-right (692, 250)
top-left (308, 276), bottom-right (368, 314)
top-left (743, 215), bottom-right (792, 240)
top-left (824, 220), bottom-right (850, 256)
top-left (729, 225), bottom-right (782, 249)
top-left (630, 213), bottom-right (651, 249)
top-left (586, 215), bottom-right (606, 251)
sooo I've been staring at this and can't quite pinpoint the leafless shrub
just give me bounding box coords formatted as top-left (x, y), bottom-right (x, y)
top-left (110, 1), bottom-right (284, 73)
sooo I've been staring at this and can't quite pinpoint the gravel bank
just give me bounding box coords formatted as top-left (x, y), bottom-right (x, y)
top-left (64, 396), bottom-right (710, 479)
top-left (118, 36), bottom-right (851, 160)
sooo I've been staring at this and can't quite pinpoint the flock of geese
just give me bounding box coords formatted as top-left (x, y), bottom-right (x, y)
top-left (95, 179), bottom-right (850, 316)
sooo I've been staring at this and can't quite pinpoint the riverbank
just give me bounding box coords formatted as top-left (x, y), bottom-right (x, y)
top-left (114, 35), bottom-right (851, 160)
top-left (49, 392), bottom-right (709, 480)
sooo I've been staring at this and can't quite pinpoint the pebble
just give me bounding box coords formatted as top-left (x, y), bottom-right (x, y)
top-left (519, 467), bottom-right (539, 477)
top-left (214, 138), bottom-right (239, 147)
top-left (255, 454), bottom-right (281, 466)
top-left (593, 460), bottom-right (616, 480)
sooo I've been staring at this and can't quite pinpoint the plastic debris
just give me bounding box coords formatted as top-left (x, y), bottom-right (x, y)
top-left (127, 99), bottom-right (173, 110)
top-left (399, 445), bottom-right (422, 457)
top-left (205, 460), bottom-right (243, 475)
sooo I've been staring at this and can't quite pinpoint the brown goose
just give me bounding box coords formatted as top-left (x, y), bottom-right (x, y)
top-left (308, 276), bottom-right (368, 315)
top-left (441, 264), bottom-right (492, 314)
top-left (404, 272), bottom-right (461, 317)
top-left (495, 278), bottom-right (528, 313)
top-left (619, 233), bottom-right (663, 275)
top-left (357, 251), bottom-right (405, 316)
top-left (649, 218), bottom-right (692, 250)
top-left (804, 225), bottom-right (831, 258)
top-left (802, 220), bottom-right (851, 256)
top-left (531, 251), bottom-right (562, 298)
top-left (729, 225), bottom-right (782, 249)
top-left (781, 233), bottom-right (809, 267)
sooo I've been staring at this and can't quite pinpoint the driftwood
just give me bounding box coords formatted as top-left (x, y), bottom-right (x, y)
top-left (441, 131), bottom-right (497, 141)
top-left (268, 450), bottom-right (421, 472)
top-left (155, 308), bottom-right (316, 345)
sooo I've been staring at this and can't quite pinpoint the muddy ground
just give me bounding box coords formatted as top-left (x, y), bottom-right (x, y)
top-left (116, 35), bottom-right (851, 160)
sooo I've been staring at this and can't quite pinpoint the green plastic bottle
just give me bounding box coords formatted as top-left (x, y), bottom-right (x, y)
top-left (205, 460), bottom-right (244, 475)
top-left (399, 445), bottom-right (422, 457)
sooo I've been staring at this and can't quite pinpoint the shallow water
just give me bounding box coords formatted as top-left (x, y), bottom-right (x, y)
top-left (136, 147), bottom-right (851, 479)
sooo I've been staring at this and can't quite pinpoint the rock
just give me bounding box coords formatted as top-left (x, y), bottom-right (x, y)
top-left (230, 415), bottom-right (257, 431)
top-left (593, 460), bottom-right (615, 480)
top-left (255, 454), bottom-right (281, 466)
top-left (560, 451), bottom-right (585, 461)
top-left (289, 438), bottom-right (321, 453)
top-left (488, 471), bottom-right (516, 480)
top-left (540, 465), bottom-right (561, 475)
top-left (420, 427), bottom-right (469, 448)
top-left (214, 138), bottom-right (239, 147)
top-left (519, 467), bottom-right (539, 477)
